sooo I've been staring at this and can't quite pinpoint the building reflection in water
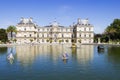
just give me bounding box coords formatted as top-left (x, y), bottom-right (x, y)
top-left (16, 45), bottom-right (38, 67)
top-left (15, 44), bottom-right (94, 66)
top-left (72, 45), bottom-right (94, 64)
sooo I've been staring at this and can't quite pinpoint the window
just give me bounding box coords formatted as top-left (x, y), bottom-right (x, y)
top-left (42, 34), bottom-right (44, 37)
top-left (84, 28), bottom-right (86, 31)
top-left (84, 34), bottom-right (86, 37)
top-left (89, 28), bottom-right (91, 31)
top-left (30, 34), bottom-right (31, 37)
top-left (24, 28), bottom-right (26, 31)
top-left (47, 28), bottom-right (49, 31)
top-left (42, 39), bottom-right (44, 42)
top-left (89, 34), bottom-right (91, 37)
top-left (62, 34), bottom-right (64, 38)
top-left (42, 29), bottom-right (44, 32)
top-left (24, 35), bottom-right (26, 37)
top-left (47, 34), bottom-right (49, 37)
top-left (79, 34), bottom-right (81, 37)
top-left (54, 34), bottom-right (56, 38)
top-left (37, 34), bottom-right (39, 37)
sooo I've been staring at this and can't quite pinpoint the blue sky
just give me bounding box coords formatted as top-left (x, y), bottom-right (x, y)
top-left (0, 0), bottom-right (120, 33)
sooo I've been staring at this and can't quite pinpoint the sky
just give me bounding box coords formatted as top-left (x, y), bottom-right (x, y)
top-left (0, 0), bottom-right (120, 33)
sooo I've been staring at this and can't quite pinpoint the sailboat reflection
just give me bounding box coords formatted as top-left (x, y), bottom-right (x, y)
top-left (62, 52), bottom-right (69, 64)
top-left (7, 47), bottom-right (15, 64)
top-left (62, 59), bottom-right (68, 64)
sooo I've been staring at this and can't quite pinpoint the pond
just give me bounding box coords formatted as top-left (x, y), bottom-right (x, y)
top-left (0, 44), bottom-right (120, 80)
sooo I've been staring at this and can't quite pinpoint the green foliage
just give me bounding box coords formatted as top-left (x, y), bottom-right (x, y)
top-left (46, 39), bottom-right (49, 42)
top-left (7, 25), bottom-right (17, 40)
top-left (30, 39), bottom-right (33, 42)
top-left (78, 39), bottom-right (81, 43)
top-left (59, 40), bottom-right (62, 43)
top-left (104, 19), bottom-right (120, 41)
top-left (0, 28), bottom-right (8, 43)
top-left (13, 39), bottom-right (17, 43)
top-left (65, 39), bottom-right (68, 42)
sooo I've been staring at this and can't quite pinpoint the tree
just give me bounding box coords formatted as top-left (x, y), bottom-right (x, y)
top-left (59, 40), bottom-right (62, 43)
top-left (46, 39), bottom-right (49, 42)
top-left (6, 26), bottom-right (17, 40)
top-left (30, 39), bottom-right (33, 43)
top-left (0, 28), bottom-right (8, 43)
top-left (65, 39), bottom-right (68, 43)
top-left (13, 39), bottom-right (17, 43)
top-left (78, 39), bottom-right (81, 43)
top-left (104, 19), bottom-right (120, 41)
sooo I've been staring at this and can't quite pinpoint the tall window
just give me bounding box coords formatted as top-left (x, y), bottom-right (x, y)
top-left (30, 34), bottom-right (31, 37)
top-left (84, 28), bottom-right (86, 31)
top-left (84, 34), bottom-right (86, 37)
top-left (24, 35), bottom-right (26, 37)
top-left (42, 34), bottom-right (44, 37)
top-left (89, 28), bottom-right (91, 31)
top-left (42, 39), bottom-right (44, 42)
top-left (47, 28), bottom-right (49, 31)
top-left (79, 34), bottom-right (81, 37)
top-left (24, 28), bottom-right (26, 31)
top-left (89, 34), bottom-right (91, 37)
top-left (62, 34), bottom-right (64, 38)
top-left (47, 34), bottom-right (49, 37)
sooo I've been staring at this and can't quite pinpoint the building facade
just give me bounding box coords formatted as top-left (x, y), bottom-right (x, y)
top-left (16, 18), bottom-right (94, 44)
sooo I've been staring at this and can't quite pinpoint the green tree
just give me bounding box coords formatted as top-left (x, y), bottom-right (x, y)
top-left (59, 40), bottom-right (62, 43)
top-left (46, 39), bottom-right (49, 42)
top-left (104, 19), bottom-right (120, 41)
top-left (6, 25), bottom-right (17, 40)
top-left (30, 39), bottom-right (33, 43)
top-left (78, 39), bottom-right (81, 43)
top-left (66, 39), bottom-right (68, 43)
top-left (0, 28), bottom-right (8, 43)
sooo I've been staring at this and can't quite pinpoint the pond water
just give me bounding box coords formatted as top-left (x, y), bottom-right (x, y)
top-left (0, 44), bottom-right (120, 80)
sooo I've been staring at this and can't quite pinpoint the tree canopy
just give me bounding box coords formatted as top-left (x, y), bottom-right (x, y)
top-left (104, 19), bottom-right (120, 41)
top-left (6, 25), bottom-right (17, 40)
top-left (0, 28), bottom-right (8, 43)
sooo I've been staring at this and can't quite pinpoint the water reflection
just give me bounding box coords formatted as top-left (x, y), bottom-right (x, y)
top-left (107, 46), bottom-right (120, 64)
top-left (0, 47), bottom-right (7, 55)
top-left (16, 45), bottom-right (37, 66)
top-left (15, 45), bottom-right (94, 66)
top-left (76, 45), bottom-right (94, 64)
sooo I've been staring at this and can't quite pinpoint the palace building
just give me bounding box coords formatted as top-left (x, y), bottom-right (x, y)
top-left (16, 18), bottom-right (94, 44)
